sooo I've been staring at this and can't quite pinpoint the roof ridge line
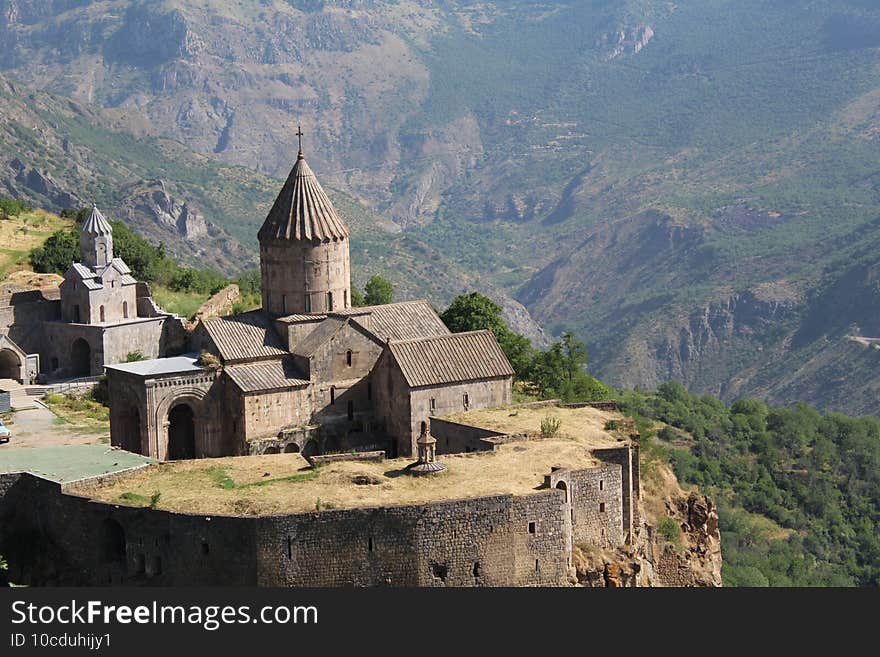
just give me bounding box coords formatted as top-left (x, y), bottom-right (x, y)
top-left (388, 328), bottom-right (491, 345)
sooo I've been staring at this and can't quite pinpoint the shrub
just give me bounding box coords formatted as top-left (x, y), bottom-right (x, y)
top-left (658, 425), bottom-right (678, 441)
top-left (657, 516), bottom-right (683, 547)
top-left (149, 491), bottom-right (162, 509)
top-left (124, 351), bottom-right (145, 362)
top-left (604, 419), bottom-right (620, 431)
top-left (540, 416), bottom-right (561, 439)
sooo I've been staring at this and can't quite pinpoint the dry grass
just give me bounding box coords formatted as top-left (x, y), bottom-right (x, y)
top-left (0, 209), bottom-right (73, 278)
top-left (77, 438), bottom-right (603, 516)
top-left (443, 404), bottom-right (625, 451)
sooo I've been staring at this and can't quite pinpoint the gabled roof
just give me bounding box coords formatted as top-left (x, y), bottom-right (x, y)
top-left (387, 330), bottom-right (514, 388)
top-left (258, 152), bottom-right (349, 242)
top-left (81, 204), bottom-right (112, 236)
top-left (225, 360), bottom-right (309, 393)
top-left (69, 263), bottom-right (96, 280)
top-left (200, 311), bottom-right (287, 362)
top-left (291, 316), bottom-right (347, 358)
top-left (334, 300), bottom-right (450, 342)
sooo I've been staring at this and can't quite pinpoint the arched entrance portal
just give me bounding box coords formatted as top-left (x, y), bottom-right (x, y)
top-left (167, 404), bottom-right (196, 460)
top-left (0, 349), bottom-right (22, 381)
top-left (70, 338), bottom-right (91, 377)
top-left (284, 443), bottom-right (300, 454)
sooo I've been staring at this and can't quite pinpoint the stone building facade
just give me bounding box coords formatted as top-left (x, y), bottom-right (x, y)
top-left (107, 146), bottom-right (515, 461)
top-left (0, 206), bottom-right (187, 382)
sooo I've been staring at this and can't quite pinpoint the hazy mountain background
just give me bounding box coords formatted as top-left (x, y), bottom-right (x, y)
top-left (1, 0), bottom-right (879, 414)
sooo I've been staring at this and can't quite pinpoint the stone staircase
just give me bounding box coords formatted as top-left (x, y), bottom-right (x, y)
top-left (0, 379), bottom-right (42, 410)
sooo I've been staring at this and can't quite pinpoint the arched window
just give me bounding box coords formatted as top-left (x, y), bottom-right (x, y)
top-left (330, 386), bottom-right (336, 405)
top-left (282, 295), bottom-right (287, 313)
top-left (122, 301), bottom-right (128, 319)
top-left (344, 290), bottom-right (348, 308)
top-left (346, 350), bottom-right (352, 367)
top-left (304, 294), bottom-right (311, 313)
top-left (327, 291), bottom-right (334, 311)
top-left (99, 305), bottom-right (105, 323)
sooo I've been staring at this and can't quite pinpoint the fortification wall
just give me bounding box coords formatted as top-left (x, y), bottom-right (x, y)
top-left (0, 467), bottom-right (603, 587)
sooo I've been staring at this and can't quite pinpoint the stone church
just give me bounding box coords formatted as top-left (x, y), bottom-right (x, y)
top-left (0, 206), bottom-right (185, 384)
top-left (105, 145), bottom-right (514, 460)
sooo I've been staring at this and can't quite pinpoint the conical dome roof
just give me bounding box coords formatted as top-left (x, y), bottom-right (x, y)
top-left (258, 152), bottom-right (349, 242)
top-left (81, 204), bottom-right (112, 236)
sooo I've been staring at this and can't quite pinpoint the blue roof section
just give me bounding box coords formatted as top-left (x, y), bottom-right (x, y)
top-left (105, 353), bottom-right (203, 377)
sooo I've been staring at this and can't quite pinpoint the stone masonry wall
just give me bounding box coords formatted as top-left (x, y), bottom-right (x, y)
top-left (429, 417), bottom-right (502, 453)
top-left (0, 472), bottom-right (576, 587)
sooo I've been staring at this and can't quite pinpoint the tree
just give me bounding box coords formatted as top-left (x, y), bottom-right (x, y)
top-left (441, 292), bottom-right (535, 378)
top-left (561, 331), bottom-right (588, 386)
top-left (363, 274), bottom-right (394, 306)
top-left (350, 285), bottom-right (365, 307)
top-left (29, 229), bottom-right (78, 274)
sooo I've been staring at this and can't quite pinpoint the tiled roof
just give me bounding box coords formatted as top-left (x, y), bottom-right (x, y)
top-left (201, 311), bottom-right (287, 362)
top-left (335, 300), bottom-right (450, 342)
top-left (225, 360), bottom-right (309, 393)
top-left (291, 316), bottom-right (346, 358)
top-left (388, 330), bottom-right (514, 388)
top-left (258, 153), bottom-right (349, 242)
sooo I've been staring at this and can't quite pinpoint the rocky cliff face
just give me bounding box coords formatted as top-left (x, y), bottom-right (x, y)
top-left (574, 489), bottom-right (722, 587)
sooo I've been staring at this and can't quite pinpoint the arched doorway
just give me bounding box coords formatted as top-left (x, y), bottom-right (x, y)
top-left (100, 519), bottom-right (126, 564)
top-left (0, 349), bottom-right (22, 381)
top-left (284, 443), bottom-right (300, 454)
top-left (71, 338), bottom-right (91, 377)
top-left (264, 446), bottom-right (280, 455)
top-left (556, 480), bottom-right (573, 565)
top-left (167, 404), bottom-right (196, 460)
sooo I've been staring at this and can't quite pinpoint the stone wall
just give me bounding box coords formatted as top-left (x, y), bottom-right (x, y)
top-left (0, 468), bottom-right (598, 587)
top-left (547, 463), bottom-right (624, 549)
top-left (260, 237), bottom-right (351, 316)
top-left (194, 284), bottom-right (240, 322)
top-left (408, 378), bottom-right (512, 456)
top-left (429, 417), bottom-right (503, 453)
top-left (0, 289), bottom-right (60, 356)
top-left (240, 386), bottom-right (311, 442)
top-left (594, 445), bottom-right (637, 542)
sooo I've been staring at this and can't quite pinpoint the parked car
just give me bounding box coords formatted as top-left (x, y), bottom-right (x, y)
top-left (0, 418), bottom-right (10, 444)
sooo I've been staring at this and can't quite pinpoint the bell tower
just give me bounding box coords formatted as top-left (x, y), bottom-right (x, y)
top-left (80, 204), bottom-right (114, 269)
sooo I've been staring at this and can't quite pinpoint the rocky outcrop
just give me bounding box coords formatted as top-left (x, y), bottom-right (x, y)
top-left (118, 181), bottom-right (208, 241)
top-left (106, 6), bottom-right (204, 66)
top-left (7, 158), bottom-right (81, 208)
top-left (598, 24), bottom-right (654, 61)
top-left (574, 491), bottom-right (722, 588)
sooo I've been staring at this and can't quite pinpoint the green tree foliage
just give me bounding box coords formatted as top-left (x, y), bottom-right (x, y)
top-left (29, 229), bottom-right (78, 274)
top-left (0, 197), bottom-right (30, 220)
top-left (108, 220), bottom-right (171, 282)
top-left (620, 385), bottom-right (880, 587)
top-left (440, 292), bottom-right (611, 402)
top-left (350, 285), bottom-right (365, 307)
top-left (440, 292), bottom-right (534, 377)
top-left (363, 274), bottom-right (394, 306)
top-left (59, 207), bottom-right (90, 224)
